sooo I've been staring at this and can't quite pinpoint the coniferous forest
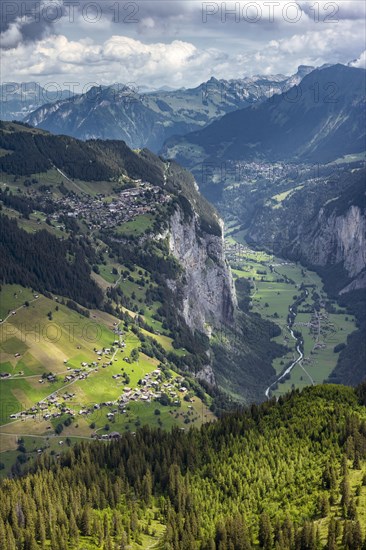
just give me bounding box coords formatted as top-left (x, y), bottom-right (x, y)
top-left (1, 384), bottom-right (366, 549)
top-left (0, 61), bottom-right (365, 550)
top-left (0, 214), bottom-right (103, 309)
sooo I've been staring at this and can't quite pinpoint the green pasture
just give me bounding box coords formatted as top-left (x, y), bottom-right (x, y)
top-left (227, 242), bottom-right (358, 396)
top-left (114, 213), bottom-right (155, 236)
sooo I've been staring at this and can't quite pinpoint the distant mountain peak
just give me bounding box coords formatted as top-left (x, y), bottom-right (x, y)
top-left (296, 65), bottom-right (315, 75)
top-left (163, 63), bottom-right (366, 166)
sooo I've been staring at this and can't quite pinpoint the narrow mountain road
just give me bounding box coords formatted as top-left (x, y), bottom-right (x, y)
top-left (53, 165), bottom-right (85, 194)
top-left (113, 274), bottom-right (123, 288)
top-left (0, 370), bottom-right (70, 381)
top-left (0, 296), bottom-right (39, 325)
top-left (299, 363), bottom-right (315, 385)
top-left (0, 432), bottom-right (94, 441)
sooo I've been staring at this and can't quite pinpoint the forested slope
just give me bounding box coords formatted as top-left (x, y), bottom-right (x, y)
top-left (1, 383), bottom-right (366, 549)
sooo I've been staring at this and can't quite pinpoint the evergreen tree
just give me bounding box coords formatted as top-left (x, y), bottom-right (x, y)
top-left (340, 473), bottom-right (351, 517)
top-left (258, 513), bottom-right (272, 550)
top-left (142, 470), bottom-right (153, 506)
top-left (327, 517), bottom-right (337, 550)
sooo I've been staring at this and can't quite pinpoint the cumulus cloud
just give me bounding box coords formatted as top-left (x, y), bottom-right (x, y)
top-left (0, 19), bottom-right (24, 49)
top-left (298, 1), bottom-right (366, 21)
top-left (350, 50), bottom-right (366, 69)
top-left (0, 1), bottom-right (365, 86)
top-left (1, 26), bottom-right (364, 90)
top-left (0, 33), bottom-right (224, 87)
top-left (0, 0), bottom-right (65, 48)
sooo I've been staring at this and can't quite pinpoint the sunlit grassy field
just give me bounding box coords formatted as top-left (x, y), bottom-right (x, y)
top-left (227, 238), bottom-right (358, 397)
top-left (0, 283), bottom-right (212, 477)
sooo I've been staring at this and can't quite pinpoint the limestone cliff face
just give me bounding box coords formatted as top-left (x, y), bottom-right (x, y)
top-left (303, 204), bottom-right (366, 291)
top-left (246, 171), bottom-right (366, 295)
top-left (167, 207), bottom-right (236, 333)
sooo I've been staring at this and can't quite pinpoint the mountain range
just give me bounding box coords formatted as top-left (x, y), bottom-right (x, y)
top-left (23, 66), bottom-right (315, 152)
top-left (0, 121), bottom-right (285, 404)
top-left (0, 82), bottom-right (73, 121)
top-left (163, 64), bottom-right (366, 165)
top-left (0, 57), bottom-right (365, 550)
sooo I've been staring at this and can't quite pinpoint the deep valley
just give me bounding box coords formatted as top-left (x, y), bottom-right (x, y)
top-left (0, 32), bottom-right (365, 548)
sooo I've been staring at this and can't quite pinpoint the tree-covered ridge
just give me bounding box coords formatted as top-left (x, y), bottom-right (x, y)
top-left (1, 384), bottom-right (366, 549)
top-left (0, 121), bottom-right (163, 184)
top-left (0, 214), bottom-right (103, 308)
top-left (0, 121), bottom-right (222, 237)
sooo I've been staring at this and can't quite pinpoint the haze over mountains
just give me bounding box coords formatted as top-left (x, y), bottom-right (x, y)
top-left (164, 64), bottom-right (366, 165)
top-left (1, 0), bottom-right (366, 544)
top-left (6, 64), bottom-right (362, 165)
top-left (23, 65), bottom-right (315, 152)
top-left (0, 57), bottom-right (366, 550)
top-left (0, 83), bottom-right (73, 121)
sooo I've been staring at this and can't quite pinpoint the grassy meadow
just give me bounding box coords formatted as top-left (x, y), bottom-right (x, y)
top-left (227, 237), bottom-right (357, 398)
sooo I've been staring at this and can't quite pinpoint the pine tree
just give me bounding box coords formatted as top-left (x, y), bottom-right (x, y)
top-left (215, 521), bottom-right (228, 550)
top-left (342, 521), bottom-right (353, 550)
top-left (103, 513), bottom-right (110, 539)
top-left (353, 451), bottom-right (361, 470)
top-left (5, 523), bottom-right (16, 550)
top-left (353, 521), bottom-right (363, 550)
top-left (24, 530), bottom-right (39, 550)
top-left (80, 506), bottom-right (92, 537)
top-left (0, 518), bottom-right (7, 550)
top-left (318, 493), bottom-right (330, 517)
top-left (327, 517), bottom-right (337, 550)
top-left (340, 474), bottom-right (351, 518)
top-left (68, 510), bottom-right (79, 545)
top-left (258, 513), bottom-right (273, 550)
top-left (347, 498), bottom-right (357, 520)
top-left (142, 470), bottom-right (153, 506)
top-left (118, 531), bottom-right (128, 550)
top-left (204, 539), bottom-right (216, 550)
top-left (299, 521), bottom-right (316, 550)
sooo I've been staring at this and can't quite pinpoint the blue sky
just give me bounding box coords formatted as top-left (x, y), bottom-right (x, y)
top-left (1, 1), bottom-right (365, 89)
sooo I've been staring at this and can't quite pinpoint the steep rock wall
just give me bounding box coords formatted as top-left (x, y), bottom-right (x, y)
top-left (303, 205), bottom-right (366, 286)
top-left (167, 207), bottom-right (236, 333)
top-left (246, 178), bottom-right (366, 295)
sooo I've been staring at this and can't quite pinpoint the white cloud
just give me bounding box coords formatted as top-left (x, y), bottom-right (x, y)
top-left (0, 19), bottom-right (25, 49)
top-left (1, 16), bottom-right (365, 88)
top-left (298, 1), bottom-right (366, 21)
top-left (0, 34), bottom-right (213, 87)
top-left (350, 50), bottom-right (366, 69)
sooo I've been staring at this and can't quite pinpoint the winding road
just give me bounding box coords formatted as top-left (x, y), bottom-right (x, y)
top-left (0, 296), bottom-right (39, 325)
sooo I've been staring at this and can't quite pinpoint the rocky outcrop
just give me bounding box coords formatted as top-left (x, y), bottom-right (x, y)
top-left (302, 205), bottom-right (366, 294)
top-left (195, 365), bottom-right (216, 386)
top-left (340, 270), bottom-right (366, 294)
top-left (167, 206), bottom-right (236, 334)
top-left (304, 205), bottom-right (366, 286)
top-left (246, 169), bottom-right (366, 296)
